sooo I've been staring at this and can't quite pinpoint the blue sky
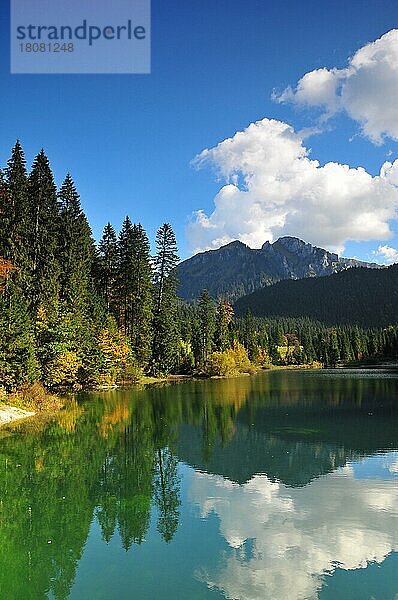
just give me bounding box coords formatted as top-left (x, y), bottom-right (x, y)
top-left (1, 0), bottom-right (398, 260)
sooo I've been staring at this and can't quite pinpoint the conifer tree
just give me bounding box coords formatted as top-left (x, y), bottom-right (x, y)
top-left (98, 223), bottom-right (118, 313)
top-left (0, 169), bottom-right (10, 259)
top-left (215, 301), bottom-right (233, 351)
top-left (0, 282), bottom-right (40, 390)
top-left (114, 218), bottom-right (154, 367)
top-left (117, 216), bottom-right (134, 335)
top-left (2, 142), bottom-right (30, 287)
top-left (57, 174), bottom-right (95, 312)
top-left (27, 150), bottom-right (60, 315)
top-left (197, 289), bottom-right (215, 366)
top-left (152, 223), bottom-right (179, 374)
top-left (243, 309), bottom-right (257, 360)
top-left (128, 223), bottom-right (154, 367)
top-left (154, 447), bottom-right (181, 543)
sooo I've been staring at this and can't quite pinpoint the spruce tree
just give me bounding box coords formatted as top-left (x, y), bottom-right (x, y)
top-left (114, 218), bottom-right (154, 367)
top-left (0, 283), bottom-right (40, 390)
top-left (151, 223), bottom-right (179, 375)
top-left (2, 142), bottom-right (31, 289)
top-left (154, 447), bottom-right (181, 543)
top-left (197, 289), bottom-right (215, 366)
top-left (243, 309), bottom-right (257, 360)
top-left (27, 150), bottom-right (60, 315)
top-left (98, 223), bottom-right (118, 313)
top-left (117, 216), bottom-right (134, 335)
top-left (215, 301), bottom-right (233, 351)
top-left (129, 223), bottom-right (153, 367)
top-left (0, 172), bottom-right (15, 293)
top-left (0, 169), bottom-right (10, 259)
top-left (57, 174), bottom-right (95, 312)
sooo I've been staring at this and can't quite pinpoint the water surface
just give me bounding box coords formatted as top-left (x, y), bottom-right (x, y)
top-left (0, 369), bottom-right (397, 599)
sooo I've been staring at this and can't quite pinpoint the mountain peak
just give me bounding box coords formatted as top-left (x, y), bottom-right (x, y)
top-left (177, 237), bottom-right (380, 301)
top-left (261, 240), bottom-right (272, 250)
top-left (274, 236), bottom-right (309, 248)
top-left (221, 240), bottom-right (248, 250)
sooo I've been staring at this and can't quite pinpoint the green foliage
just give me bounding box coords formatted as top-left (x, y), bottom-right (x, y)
top-left (235, 265), bottom-right (398, 328)
top-left (108, 218), bottom-right (154, 368)
top-left (1, 142), bottom-right (30, 277)
top-left (154, 447), bottom-right (180, 543)
top-left (214, 301), bottom-right (233, 351)
top-left (0, 140), bottom-right (397, 393)
top-left (151, 223), bottom-right (180, 375)
top-left (27, 150), bottom-right (60, 316)
top-left (57, 174), bottom-right (95, 312)
top-left (195, 289), bottom-right (216, 367)
top-left (0, 286), bottom-right (40, 390)
top-left (97, 222), bottom-right (118, 313)
top-left (234, 315), bottom-right (398, 367)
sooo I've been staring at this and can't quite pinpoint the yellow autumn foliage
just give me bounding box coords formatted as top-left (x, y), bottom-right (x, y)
top-left (99, 400), bottom-right (131, 438)
top-left (45, 351), bottom-right (82, 386)
top-left (206, 341), bottom-right (257, 377)
top-left (256, 347), bottom-right (271, 368)
top-left (98, 328), bottom-right (130, 366)
top-left (56, 400), bottom-right (84, 433)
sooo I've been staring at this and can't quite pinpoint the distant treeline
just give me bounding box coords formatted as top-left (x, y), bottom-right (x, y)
top-left (232, 315), bottom-right (398, 367)
top-left (234, 265), bottom-right (398, 328)
top-left (0, 141), bottom-right (397, 393)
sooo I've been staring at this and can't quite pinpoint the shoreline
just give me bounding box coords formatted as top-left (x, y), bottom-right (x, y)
top-left (0, 404), bottom-right (36, 426)
top-left (2, 361), bottom-right (396, 427)
top-left (0, 375), bottom-right (193, 427)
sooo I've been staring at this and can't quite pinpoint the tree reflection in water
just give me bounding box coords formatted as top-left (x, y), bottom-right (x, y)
top-left (0, 369), bottom-right (396, 599)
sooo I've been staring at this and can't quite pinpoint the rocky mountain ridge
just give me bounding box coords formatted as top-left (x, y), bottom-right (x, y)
top-left (177, 236), bottom-right (381, 300)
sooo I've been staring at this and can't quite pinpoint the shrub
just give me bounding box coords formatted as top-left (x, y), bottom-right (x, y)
top-left (206, 341), bottom-right (257, 377)
top-left (7, 382), bottom-right (63, 411)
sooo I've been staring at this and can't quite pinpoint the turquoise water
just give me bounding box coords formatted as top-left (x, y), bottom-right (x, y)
top-left (0, 369), bottom-right (397, 599)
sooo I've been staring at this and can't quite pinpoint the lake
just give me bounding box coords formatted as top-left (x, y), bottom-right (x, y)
top-left (0, 369), bottom-right (397, 600)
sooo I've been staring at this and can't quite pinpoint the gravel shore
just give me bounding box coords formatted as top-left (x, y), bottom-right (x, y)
top-left (0, 405), bottom-right (35, 426)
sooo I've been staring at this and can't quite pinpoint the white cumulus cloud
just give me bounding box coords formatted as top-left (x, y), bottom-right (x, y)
top-left (189, 454), bottom-right (398, 600)
top-left (275, 29), bottom-right (398, 143)
top-left (188, 118), bottom-right (398, 254)
top-left (374, 244), bottom-right (398, 264)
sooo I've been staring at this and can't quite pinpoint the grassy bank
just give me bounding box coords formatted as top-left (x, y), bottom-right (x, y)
top-left (0, 382), bottom-right (65, 416)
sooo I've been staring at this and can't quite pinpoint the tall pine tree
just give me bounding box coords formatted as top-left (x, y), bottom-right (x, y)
top-left (117, 216), bottom-right (134, 336)
top-left (197, 289), bottom-right (215, 367)
top-left (115, 219), bottom-right (153, 367)
top-left (128, 223), bottom-right (153, 367)
top-left (0, 282), bottom-right (39, 391)
top-left (152, 223), bottom-right (179, 375)
top-left (57, 174), bottom-right (95, 312)
top-left (27, 150), bottom-right (60, 315)
top-left (2, 142), bottom-right (31, 290)
top-left (98, 223), bottom-right (118, 314)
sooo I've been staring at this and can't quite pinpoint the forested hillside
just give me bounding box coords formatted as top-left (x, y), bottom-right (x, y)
top-left (234, 265), bottom-right (398, 327)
